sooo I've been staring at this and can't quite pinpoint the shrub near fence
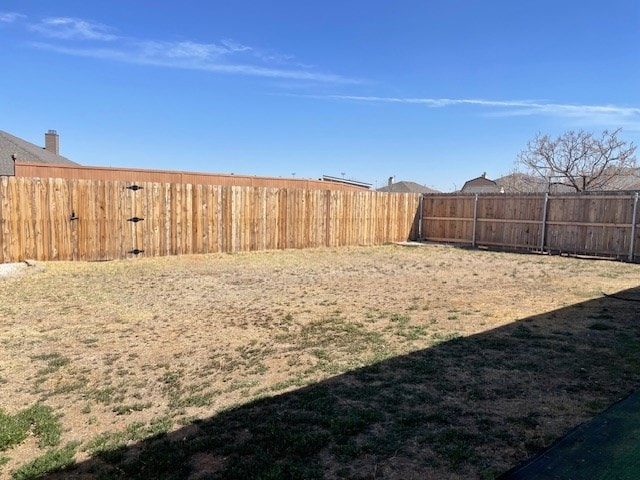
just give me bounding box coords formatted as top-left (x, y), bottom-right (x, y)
top-left (421, 192), bottom-right (640, 261)
top-left (0, 177), bottom-right (421, 263)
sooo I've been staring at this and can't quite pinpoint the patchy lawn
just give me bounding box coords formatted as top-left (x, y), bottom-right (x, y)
top-left (1, 244), bottom-right (639, 479)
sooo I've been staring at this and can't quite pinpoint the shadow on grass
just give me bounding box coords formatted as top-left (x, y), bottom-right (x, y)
top-left (42, 287), bottom-right (640, 480)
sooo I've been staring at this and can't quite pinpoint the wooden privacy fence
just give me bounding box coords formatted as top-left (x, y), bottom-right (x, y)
top-left (0, 177), bottom-right (420, 263)
top-left (421, 192), bottom-right (640, 261)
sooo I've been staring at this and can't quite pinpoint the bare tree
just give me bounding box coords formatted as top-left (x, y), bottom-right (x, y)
top-left (517, 129), bottom-right (637, 192)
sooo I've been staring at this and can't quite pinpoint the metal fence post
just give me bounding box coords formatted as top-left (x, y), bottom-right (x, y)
top-left (629, 192), bottom-right (639, 262)
top-left (472, 194), bottom-right (479, 247)
top-left (540, 193), bottom-right (549, 253)
top-left (418, 194), bottom-right (424, 241)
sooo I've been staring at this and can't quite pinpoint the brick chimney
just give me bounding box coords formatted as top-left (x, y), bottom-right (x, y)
top-left (45, 130), bottom-right (59, 155)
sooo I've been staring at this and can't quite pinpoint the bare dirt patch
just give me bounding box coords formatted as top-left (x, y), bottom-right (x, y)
top-left (1, 244), bottom-right (639, 479)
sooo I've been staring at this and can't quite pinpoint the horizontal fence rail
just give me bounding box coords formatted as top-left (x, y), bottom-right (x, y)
top-left (14, 162), bottom-right (368, 192)
top-left (0, 177), bottom-right (420, 263)
top-left (421, 192), bottom-right (640, 261)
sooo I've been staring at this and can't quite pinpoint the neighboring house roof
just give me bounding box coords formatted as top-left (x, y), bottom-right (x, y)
top-left (321, 175), bottom-right (371, 190)
top-left (0, 130), bottom-right (79, 176)
top-left (496, 168), bottom-right (640, 193)
top-left (461, 173), bottom-right (499, 193)
top-left (495, 173), bottom-right (548, 193)
top-left (377, 181), bottom-right (440, 194)
top-left (609, 168), bottom-right (640, 190)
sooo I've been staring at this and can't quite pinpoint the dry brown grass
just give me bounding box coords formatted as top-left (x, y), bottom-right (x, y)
top-left (1, 244), bottom-right (639, 479)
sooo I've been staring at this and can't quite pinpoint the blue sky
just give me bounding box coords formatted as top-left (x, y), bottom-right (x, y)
top-left (1, 1), bottom-right (639, 191)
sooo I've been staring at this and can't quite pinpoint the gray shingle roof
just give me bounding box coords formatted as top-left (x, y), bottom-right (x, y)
top-left (495, 173), bottom-right (548, 192)
top-left (460, 175), bottom-right (499, 193)
top-left (377, 181), bottom-right (440, 193)
top-left (0, 130), bottom-right (79, 176)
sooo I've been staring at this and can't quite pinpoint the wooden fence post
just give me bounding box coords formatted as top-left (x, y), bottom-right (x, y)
top-left (540, 193), bottom-right (549, 253)
top-left (471, 194), bottom-right (479, 247)
top-left (630, 192), bottom-right (639, 262)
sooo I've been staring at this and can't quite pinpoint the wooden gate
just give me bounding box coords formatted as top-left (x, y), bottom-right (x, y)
top-left (62, 180), bottom-right (147, 261)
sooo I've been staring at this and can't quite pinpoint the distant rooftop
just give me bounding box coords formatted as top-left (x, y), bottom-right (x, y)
top-left (0, 130), bottom-right (79, 176)
top-left (321, 175), bottom-right (371, 189)
top-left (495, 170), bottom-right (640, 193)
top-left (377, 180), bottom-right (439, 194)
top-left (460, 173), bottom-right (499, 193)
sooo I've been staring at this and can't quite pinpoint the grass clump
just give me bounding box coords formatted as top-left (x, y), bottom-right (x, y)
top-left (85, 416), bottom-right (172, 460)
top-left (32, 353), bottom-right (70, 376)
top-left (389, 313), bottom-right (411, 325)
top-left (0, 404), bottom-right (61, 451)
top-left (11, 442), bottom-right (78, 480)
top-left (112, 402), bottom-right (153, 415)
top-left (88, 386), bottom-right (122, 405)
top-left (431, 332), bottom-right (462, 344)
top-left (425, 428), bottom-right (479, 470)
top-left (0, 410), bottom-right (28, 451)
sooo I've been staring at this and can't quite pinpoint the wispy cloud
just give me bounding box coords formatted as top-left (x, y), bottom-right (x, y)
top-left (0, 12), bottom-right (26, 23)
top-left (139, 40), bottom-right (234, 60)
top-left (317, 95), bottom-right (640, 129)
top-left (30, 42), bottom-right (355, 83)
top-left (29, 17), bottom-right (118, 41)
top-left (11, 13), bottom-right (356, 84)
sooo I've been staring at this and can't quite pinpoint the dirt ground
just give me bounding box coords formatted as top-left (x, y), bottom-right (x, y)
top-left (1, 244), bottom-right (639, 479)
